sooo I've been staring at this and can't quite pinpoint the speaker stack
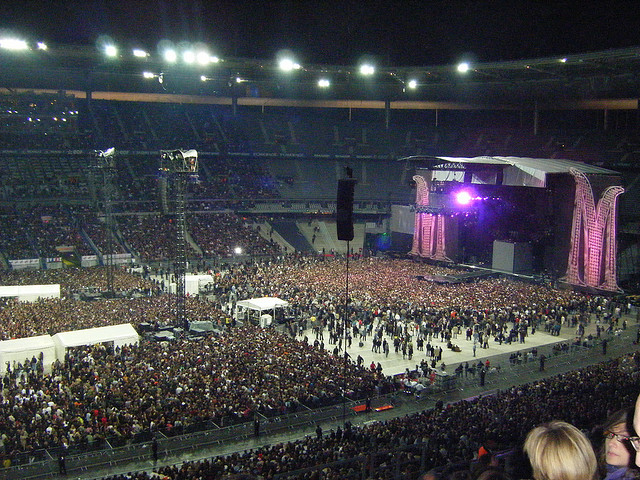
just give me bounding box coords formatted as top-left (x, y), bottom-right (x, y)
top-left (337, 178), bottom-right (357, 241)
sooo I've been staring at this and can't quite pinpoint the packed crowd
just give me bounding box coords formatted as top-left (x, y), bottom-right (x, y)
top-left (90, 352), bottom-right (640, 480)
top-left (188, 214), bottom-right (280, 257)
top-left (0, 211), bottom-right (36, 259)
top-left (0, 255), bottom-right (628, 473)
top-left (116, 214), bottom-right (179, 260)
top-left (0, 293), bottom-right (215, 341)
top-left (0, 203), bottom-right (283, 262)
top-left (69, 205), bottom-right (126, 256)
top-left (0, 205), bottom-right (107, 259)
top-left (210, 256), bottom-right (599, 344)
top-left (21, 205), bottom-right (94, 257)
top-left (0, 326), bottom-right (386, 457)
top-left (0, 266), bottom-right (157, 298)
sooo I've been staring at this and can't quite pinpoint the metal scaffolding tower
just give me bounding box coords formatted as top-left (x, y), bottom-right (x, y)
top-left (91, 148), bottom-right (117, 296)
top-left (160, 149), bottom-right (198, 329)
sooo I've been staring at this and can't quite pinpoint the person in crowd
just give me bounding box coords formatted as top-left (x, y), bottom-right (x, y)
top-left (524, 420), bottom-right (597, 480)
top-left (597, 408), bottom-right (640, 480)
top-left (631, 394), bottom-right (640, 467)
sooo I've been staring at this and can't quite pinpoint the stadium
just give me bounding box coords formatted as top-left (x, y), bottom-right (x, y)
top-left (2, 4), bottom-right (640, 480)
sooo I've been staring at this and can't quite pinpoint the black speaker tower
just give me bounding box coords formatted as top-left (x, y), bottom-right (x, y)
top-left (337, 178), bottom-right (356, 241)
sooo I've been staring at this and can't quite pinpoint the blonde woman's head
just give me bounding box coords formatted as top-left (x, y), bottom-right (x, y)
top-left (524, 421), bottom-right (597, 480)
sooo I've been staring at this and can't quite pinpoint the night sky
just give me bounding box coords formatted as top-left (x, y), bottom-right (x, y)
top-left (2, 0), bottom-right (640, 66)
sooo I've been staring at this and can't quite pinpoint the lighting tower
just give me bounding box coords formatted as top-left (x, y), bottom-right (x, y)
top-left (92, 148), bottom-right (116, 296)
top-left (159, 149), bottom-right (198, 329)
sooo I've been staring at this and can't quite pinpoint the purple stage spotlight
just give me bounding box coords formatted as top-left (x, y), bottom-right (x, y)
top-left (455, 190), bottom-right (473, 205)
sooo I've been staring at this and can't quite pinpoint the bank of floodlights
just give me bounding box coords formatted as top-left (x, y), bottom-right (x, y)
top-left (0, 38), bottom-right (29, 51)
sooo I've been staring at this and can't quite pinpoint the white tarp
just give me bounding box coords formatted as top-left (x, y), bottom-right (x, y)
top-left (0, 335), bottom-right (57, 375)
top-left (0, 284), bottom-right (60, 302)
top-left (52, 323), bottom-right (139, 359)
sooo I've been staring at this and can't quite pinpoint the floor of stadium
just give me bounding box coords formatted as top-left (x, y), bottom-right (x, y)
top-left (28, 313), bottom-right (637, 480)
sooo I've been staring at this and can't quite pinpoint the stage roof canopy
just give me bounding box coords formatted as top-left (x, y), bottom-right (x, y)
top-left (406, 156), bottom-right (620, 188)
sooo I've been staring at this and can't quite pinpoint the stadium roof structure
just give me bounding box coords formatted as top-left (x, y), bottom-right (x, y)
top-left (406, 156), bottom-right (620, 188)
top-left (2, 43), bottom-right (640, 104)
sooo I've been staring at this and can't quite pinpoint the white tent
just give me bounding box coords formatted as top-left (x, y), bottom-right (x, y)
top-left (0, 284), bottom-right (60, 302)
top-left (52, 323), bottom-right (139, 359)
top-left (0, 335), bottom-right (57, 374)
top-left (235, 297), bottom-right (289, 327)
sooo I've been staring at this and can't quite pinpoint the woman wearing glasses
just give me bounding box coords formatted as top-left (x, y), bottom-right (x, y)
top-left (600, 408), bottom-right (640, 480)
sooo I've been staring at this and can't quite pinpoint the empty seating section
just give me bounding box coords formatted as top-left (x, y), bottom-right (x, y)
top-left (0, 92), bottom-right (637, 167)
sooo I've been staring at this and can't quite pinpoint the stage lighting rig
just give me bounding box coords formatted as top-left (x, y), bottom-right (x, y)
top-left (160, 149), bottom-right (198, 174)
top-left (96, 147), bottom-right (116, 166)
top-left (91, 148), bottom-right (117, 296)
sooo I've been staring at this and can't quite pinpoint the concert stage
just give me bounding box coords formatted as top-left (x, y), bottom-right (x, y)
top-left (400, 156), bottom-right (623, 293)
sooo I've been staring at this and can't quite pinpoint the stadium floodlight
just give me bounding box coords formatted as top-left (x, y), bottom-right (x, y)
top-left (318, 78), bottom-right (330, 88)
top-left (183, 50), bottom-right (195, 64)
top-left (104, 44), bottom-right (118, 57)
top-left (359, 63), bottom-right (375, 75)
top-left (457, 62), bottom-right (470, 73)
top-left (0, 38), bottom-right (29, 51)
top-left (37, 42), bottom-right (47, 51)
top-left (163, 48), bottom-right (177, 63)
top-left (279, 57), bottom-right (300, 72)
top-left (133, 48), bottom-right (148, 58)
top-left (234, 246), bottom-right (243, 255)
top-left (408, 79), bottom-right (418, 89)
top-left (196, 51), bottom-right (210, 65)
top-left (200, 75), bottom-right (208, 82)
top-left (142, 71), bottom-right (155, 79)
top-left (210, 55), bottom-right (220, 63)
